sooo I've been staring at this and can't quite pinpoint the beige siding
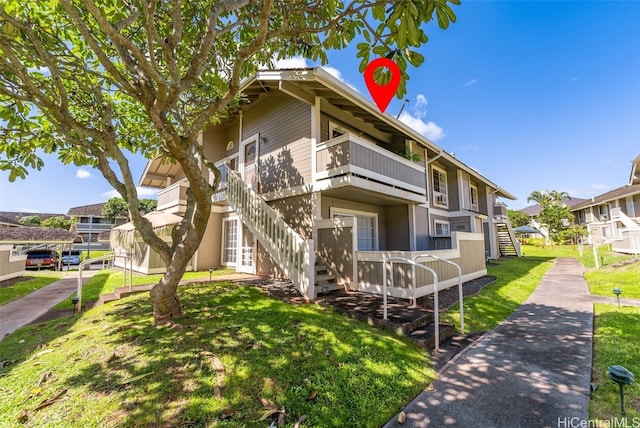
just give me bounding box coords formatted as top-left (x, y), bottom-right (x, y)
top-left (321, 196), bottom-right (388, 249)
top-left (0, 246), bottom-right (25, 281)
top-left (195, 212), bottom-right (222, 270)
top-left (268, 194), bottom-right (314, 239)
top-left (386, 205), bottom-right (410, 250)
top-left (256, 241), bottom-right (287, 279)
top-left (415, 206), bottom-right (429, 250)
top-left (317, 225), bottom-right (354, 288)
top-left (241, 94), bottom-right (312, 191)
top-left (451, 216), bottom-right (471, 233)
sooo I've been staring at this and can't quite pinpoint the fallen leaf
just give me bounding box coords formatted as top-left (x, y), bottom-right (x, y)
top-left (119, 373), bottom-right (152, 385)
top-left (36, 372), bottom-right (53, 387)
top-left (26, 349), bottom-right (54, 362)
top-left (305, 391), bottom-right (317, 401)
top-left (260, 397), bottom-right (275, 408)
top-left (32, 389), bottom-right (67, 412)
top-left (17, 410), bottom-right (28, 423)
top-left (0, 360), bottom-right (13, 368)
top-left (277, 407), bottom-right (286, 426)
top-left (214, 385), bottom-right (222, 401)
top-left (257, 408), bottom-right (279, 421)
top-left (294, 414), bottom-right (307, 428)
top-left (324, 349), bottom-right (329, 357)
top-left (245, 342), bottom-right (254, 350)
top-left (397, 407), bottom-right (406, 424)
top-left (220, 410), bottom-right (235, 420)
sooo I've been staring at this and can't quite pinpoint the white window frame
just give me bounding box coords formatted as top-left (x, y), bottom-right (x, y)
top-left (330, 207), bottom-right (379, 251)
top-left (328, 121), bottom-right (347, 140)
top-left (221, 216), bottom-right (238, 266)
top-left (432, 165), bottom-right (448, 208)
top-left (434, 219), bottom-right (451, 237)
top-left (212, 153), bottom-right (239, 187)
top-left (470, 184), bottom-right (479, 211)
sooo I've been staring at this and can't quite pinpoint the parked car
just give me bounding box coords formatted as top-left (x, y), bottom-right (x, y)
top-left (60, 250), bottom-right (82, 265)
top-left (25, 249), bottom-right (59, 270)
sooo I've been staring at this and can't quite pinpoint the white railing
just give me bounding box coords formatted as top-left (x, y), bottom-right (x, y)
top-left (611, 207), bottom-right (640, 229)
top-left (382, 257), bottom-right (442, 351)
top-left (77, 253), bottom-right (132, 312)
top-left (157, 179), bottom-right (189, 212)
top-left (227, 169), bottom-right (315, 299)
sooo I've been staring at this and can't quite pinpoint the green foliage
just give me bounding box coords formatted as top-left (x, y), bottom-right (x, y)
top-left (527, 189), bottom-right (575, 243)
top-left (41, 215), bottom-right (74, 230)
top-left (18, 215), bottom-right (41, 226)
top-left (0, 282), bottom-right (433, 427)
top-left (507, 209), bottom-right (530, 228)
top-left (591, 305), bottom-right (640, 420)
top-left (102, 197), bottom-right (158, 223)
top-left (586, 261), bottom-right (640, 299)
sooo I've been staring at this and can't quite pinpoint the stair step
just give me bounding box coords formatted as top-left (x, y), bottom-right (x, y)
top-left (314, 283), bottom-right (342, 293)
top-left (406, 323), bottom-right (456, 350)
top-left (315, 273), bottom-right (336, 282)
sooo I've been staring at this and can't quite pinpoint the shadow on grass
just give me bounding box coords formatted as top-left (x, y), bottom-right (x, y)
top-left (52, 283), bottom-right (432, 427)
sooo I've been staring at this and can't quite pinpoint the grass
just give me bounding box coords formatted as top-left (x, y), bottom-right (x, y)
top-left (586, 262), bottom-right (640, 300)
top-left (0, 272), bottom-right (65, 306)
top-left (522, 243), bottom-right (637, 269)
top-left (441, 255), bottom-right (555, 332)
top-left (0, 281), bottom-right (433, 427)
top-left (590, 304), bottom-right (640, 420)
top-left (53, 268), bottom-right (235, 310)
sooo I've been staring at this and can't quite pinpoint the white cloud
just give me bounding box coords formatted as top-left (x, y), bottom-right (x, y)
top-left (102, 187), bottom-right (157, 199)
top-left (274, 56), bottom-right (309, 69)
top-left (397, 94), bottom-right (445, 141)
top-left (464, 78), bottom-right (478, 87)
top-left (398, 111), bottom-right (445, 142)
top-left (76, 168), bottom-right (93, 179)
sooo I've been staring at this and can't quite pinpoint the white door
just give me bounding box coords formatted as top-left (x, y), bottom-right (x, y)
top-left (237, 134), bottom-right (259, 273)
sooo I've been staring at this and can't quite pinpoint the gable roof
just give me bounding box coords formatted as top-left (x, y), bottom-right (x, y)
top-left (0, 227), bottom-right (81, 243)
top-left (67, 202), bottom-right (106, 217)
top-left (140, 67), bottom-right (516, 200)
top-left (571, 183), bottom-right (640, 211)
top-left (630, 154), bottom-right (640, 185)
top-left (520, 197), bottom-right (587, 217)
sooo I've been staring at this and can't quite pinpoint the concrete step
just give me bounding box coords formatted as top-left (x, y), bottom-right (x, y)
top-left (315, 273), bottom-right (336, 283)
top-left (314, 283), bottom-right (342, 294)
top-left (406, 323), bottom-right (457, 350)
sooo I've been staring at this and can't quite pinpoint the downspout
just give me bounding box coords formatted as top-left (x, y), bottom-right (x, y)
top-left (425, 150), bottom-right (445, 247)
top-left (487, 188), bottom-right (499, 259)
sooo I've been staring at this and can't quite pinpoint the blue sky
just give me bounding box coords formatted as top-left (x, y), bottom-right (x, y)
top-left (1, 0), bottom-right (639, 214)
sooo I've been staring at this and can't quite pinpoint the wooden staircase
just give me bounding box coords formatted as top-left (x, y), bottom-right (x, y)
top-left (314, 259), bottom-right (341, 295)
top-left (497, 223), bottom-right (519, 257)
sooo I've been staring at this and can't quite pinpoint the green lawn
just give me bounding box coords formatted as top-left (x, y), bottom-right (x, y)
top-left (0, 282), bottom-right (433, 427)
top-left (591, 304), bottom-right (640, 420)
top-left (53, 268), bottom-right (235, 310)
top-left (441, 255), bottom-right (555, 332)
top-left (0, 272), bottom-right (65, 306)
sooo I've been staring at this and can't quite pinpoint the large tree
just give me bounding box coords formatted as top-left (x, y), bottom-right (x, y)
top-left (103, 196), bottom-right (157, 223)
top-left (527, 189), bottom-right (573, 243)
top-left (0, 0), bottom-right (459, 324)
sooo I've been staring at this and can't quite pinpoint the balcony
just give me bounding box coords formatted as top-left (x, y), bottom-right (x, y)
top-left (157, 180), bottom-right (189, 214)
top-left (314, 134), bottom-right (427, 203)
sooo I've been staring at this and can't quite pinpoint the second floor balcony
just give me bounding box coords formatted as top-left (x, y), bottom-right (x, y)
top-left (157, 180), bottom-right (189, 214)
top-left (314, 133), bottom-right (427, 204)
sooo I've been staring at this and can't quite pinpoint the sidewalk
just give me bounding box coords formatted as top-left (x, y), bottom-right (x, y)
top-left (0, 271), bottom-right (96, 339)
top-left (384, 258), bottom-right (594, 428)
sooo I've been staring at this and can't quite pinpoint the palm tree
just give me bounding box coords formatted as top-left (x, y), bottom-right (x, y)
top-left (527, 190), bottom-right (551, 208)
top-left (548, 190), bottom-right (571, 206)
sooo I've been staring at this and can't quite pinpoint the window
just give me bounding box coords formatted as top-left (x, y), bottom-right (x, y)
top-left (328, 121), bottom-right (347, 139)
top-left (432, 166), bottom-right (448, 207)
top-left (577, 210), bottom-right (586, 223)
top-left (434, 220), bottom-right (450, 237)
top-left (244, 141), bottom-right (256, 164)
top-left (222, 218), bottom-right (238, 265)
top-left (331, 209), bottom-right (378, 251)
top-left (470, 185), bottom-right (479, 211)
top-left (599, 205), bottom-right (608, 218)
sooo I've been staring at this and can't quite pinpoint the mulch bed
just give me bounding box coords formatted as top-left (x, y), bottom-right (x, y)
top-left (0, 276), bottom-right (33, 289)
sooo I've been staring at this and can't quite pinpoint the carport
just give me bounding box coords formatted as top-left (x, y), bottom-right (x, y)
top-left (0, 227), bottom-right (82, 271)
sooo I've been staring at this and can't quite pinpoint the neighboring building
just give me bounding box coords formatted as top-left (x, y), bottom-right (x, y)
top-left (519, 197), bottom-right (587, 238)
top-left (0, 211), bottom-right (66, 225)
top-left (117, 68), bottom-right (520, 300)
top-left (571, 154), bottom-right (640, 254)
top-left (67, 203), bottom-right (125, 252)
top-left (0, 216), bottom-right (22, 228)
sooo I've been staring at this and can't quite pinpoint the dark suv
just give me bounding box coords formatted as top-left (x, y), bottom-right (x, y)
top-left (25, 250), bottom-right (59, 270)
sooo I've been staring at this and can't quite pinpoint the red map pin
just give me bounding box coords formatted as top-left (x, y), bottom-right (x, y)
top-left (364, 57), bottom-right (401, 114)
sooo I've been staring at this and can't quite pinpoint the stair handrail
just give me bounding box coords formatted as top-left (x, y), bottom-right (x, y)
top-left (413, 254), bottom-right (464, 334)
top-left (382, 256), bottom-right (441, 352)
top-left (226, 169), bottom-right (315, 299)
top-left (77, 253), bottom-right (132, 313)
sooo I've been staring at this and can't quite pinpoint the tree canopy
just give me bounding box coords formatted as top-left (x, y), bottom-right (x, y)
top-left (41, 215), bottom-right (75, 230)
top-left (102, 197), bottom-right (157, 223)
top-left (0, 0), bottom-right (459, 323)
top-left (527, 189), bottom-right (574, 243)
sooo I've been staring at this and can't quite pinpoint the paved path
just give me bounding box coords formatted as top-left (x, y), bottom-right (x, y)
top-left (384, 258), bottom-right (596, 428)
top-left (0, 271), bottom-right (97, 339)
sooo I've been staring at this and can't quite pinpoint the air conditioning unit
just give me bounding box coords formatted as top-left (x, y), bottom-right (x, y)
top-left (435, 194), bottom-right (448, 205)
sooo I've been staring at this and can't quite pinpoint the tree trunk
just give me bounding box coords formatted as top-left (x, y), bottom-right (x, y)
top-left (149, 257), bottom-right (190, 324)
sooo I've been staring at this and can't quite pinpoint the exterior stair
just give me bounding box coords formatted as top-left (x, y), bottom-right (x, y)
top-left (497, 223), bottom-right (519, 257)
top-left (314, 259), bottom-right (341, 295)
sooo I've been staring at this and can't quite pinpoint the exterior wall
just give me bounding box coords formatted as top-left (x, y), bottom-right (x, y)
top-left (429, 161), bottom-right (459, 211)
top-left (111, 230), bottom-right (193, 274)
top-left (241, 94), bottom-right (312, 191)
top-left (415, 206), bottom-right (429, 251)
top-left (356, 232), bottom-right (486, 299)
top-left (321, 196), bottom-right (388, 249)
top-left (194, 212), bottom-right (222, 270)
top-left (450, 216), bottom-right (472, 233)
top-left (0, 245), bottom-right (26, 281)
top-left (386, 205), bottom-right (410, 250)
top-left (269, 194), bottom-right (314, 239)
top-left (316, 219), bottom-right (355, 289)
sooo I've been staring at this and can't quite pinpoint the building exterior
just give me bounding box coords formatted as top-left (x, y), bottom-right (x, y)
top-left (67, 203), bottom-right (125, 252)
top-left (117, 68), bottom-right (520, 300)
top-left (571, 154), bottom-right (640, 254)
top-left (519, 197), bottom-right (587, 239)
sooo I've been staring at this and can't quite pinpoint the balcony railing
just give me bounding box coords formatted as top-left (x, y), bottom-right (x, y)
top-left (315, 134), bottom-right (427, 200)
top-left (157, 180), bottom-right (189, 213)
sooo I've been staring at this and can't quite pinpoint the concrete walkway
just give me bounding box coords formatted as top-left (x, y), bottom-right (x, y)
top-left (0, 271), bottom-right (97, 339)
top-left (384, 258), bottom-right (596, 428)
